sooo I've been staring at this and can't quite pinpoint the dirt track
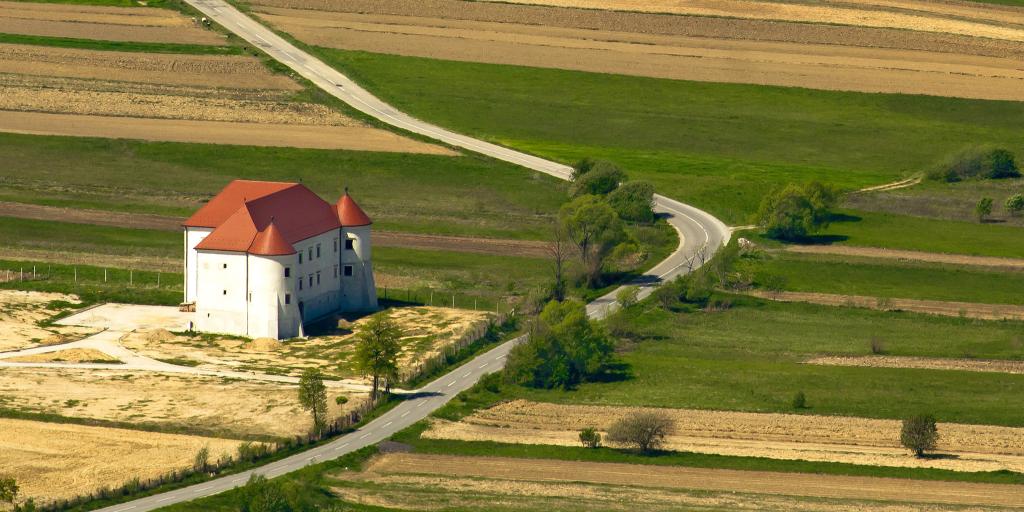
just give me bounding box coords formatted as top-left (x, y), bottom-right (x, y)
top-left (784, 245), bottom-right (1024, 270)
top-left (360, 453), bottom-right (1024, 509)
top-left (253, 0), bottom-right (1024, 100)
top-left (808, 355), bottom-right (1024, 375)
top-left (424, 400), bottom-right (1024, 473)
top-left (745, 289), bottom-right (1024, 321)
top-left (0, 0), bottom-right (224, 45)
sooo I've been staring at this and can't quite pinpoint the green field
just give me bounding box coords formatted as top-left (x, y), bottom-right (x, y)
top-left (746, 252), bottom-right (1024, 305)
top-left (0, 216), bottom-right (179, 260)
top-left (316, 49), bottom-right (1024, 224)
top-left (0, 32), bottom-right (240, 54)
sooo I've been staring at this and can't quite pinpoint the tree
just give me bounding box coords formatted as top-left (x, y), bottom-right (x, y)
top-left (560, 195), bottom-right (626, 287)
top-left (579, 427), bottom-right (602, 448)
top-left (607, 181), bottom-right (656, 223)
top-left (900, 414), bottom-right (939, 457)
top-left (0, 476), bottom-right (17, 504)
top-left (239, 474), bottom-right (291, 512)
top-left (757, 182), bottom-right (839, 241)
top-left (976, 197), bottom-right (993, 222)
top-left (504, 299), bottom-right (615, 389)
top-left (930, 147), bottom-right (1021, 182)
top-left (571, 160), bottom-right (626, 196)
top-left (193, 445), bottom-right (210, 474)
top-left (792, 391), bottom-right (807, 409)
top-left (353, 312), bottom-right (402, 401)
top-left (1005, 193), bottom-right (1024, 217)
top-left (616, 286), bottom-right (639, 309)
top-left (571, 157), bottom-right (597, 181)
top-left (547, 223), bottom-right (572, 301)
top-left (606, 411), bottom-right (674, 453)
top-left (298, 368), bottom-right (328, 435)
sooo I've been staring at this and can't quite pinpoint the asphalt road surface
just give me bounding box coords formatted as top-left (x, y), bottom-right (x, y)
top-left (92, 2), bottom-right (732, 510)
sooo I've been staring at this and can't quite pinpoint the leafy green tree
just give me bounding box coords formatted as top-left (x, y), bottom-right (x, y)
top-left (560, 195), bottom-right (626, 287)
top-left (571, 157), bottom-right (597, 181)
top-left (0, 476), bottom-right (17, 504)
top-left (298, 368), bottom-right (328, 435)
top-left (239, 475), bottom-right (291, 512)
top-left (571, 160), bottom-right (626, 196)
top-left (579, 427), bottom-right (602, 448)
top-left (505, 299), bottom-right (615, 389)
top-left (1005, 193), bottom-right (1024, 216)
top-left (354, 312), bottom-right (402, 401)
top-left (607, 181), bottom-right (656, 223)
top-left (930, 147), bottom-right (1020, 182)
top-left (901, 414), bottom-right (939, 457)
top-left (976, 197), bottom-right (994, 222)
top-left (616, 286), bottom-right (639, 309)
top-left (757, 182), bottom-right (839, 241)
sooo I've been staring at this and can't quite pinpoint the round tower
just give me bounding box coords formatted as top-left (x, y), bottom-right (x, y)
top-left (336, 191), bottom-right (378, 312)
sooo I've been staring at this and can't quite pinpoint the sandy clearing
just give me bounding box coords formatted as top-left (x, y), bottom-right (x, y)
top-left (481, 0), bottom-right (1024, 42)
top-left (357, 453), bottom-right (1024, 509)
top-left (258, 8), bottom-right (1024, 100)
top-left (0, 418), bottom-right (242, 502)
top-left (744, 289), bottom-right (1024, 321)
top-left (0, 289), bottom-right (96, 352)
top-left (809, 355), bottom-right (1024, 375)
top-left (0, 111), bottom-right (455, 153)
top-left (424, 400), bottom-right (1024, 473)
top-left (784, 245), bottom-right (1024, 270)
top-left (0, 43), bottom-right (299, 90)
top-left (7, 348), bottom-right (120, 364)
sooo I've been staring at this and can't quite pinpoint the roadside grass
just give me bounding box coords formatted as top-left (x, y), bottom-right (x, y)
top-left (0, 32), bottom-right (239, 54)
top-left (314, 49), bottom-right (1024, 225)
top-left (506, 297), bottom-right (1024, 427)
top-left (745, 251), bottom-right (1024, 305)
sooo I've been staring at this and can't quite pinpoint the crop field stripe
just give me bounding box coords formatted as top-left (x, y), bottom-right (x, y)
top-left (0, 32), bottom-right (241, 54)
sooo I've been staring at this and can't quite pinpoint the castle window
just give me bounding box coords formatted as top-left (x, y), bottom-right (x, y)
top-left (222, 263), bottom-right (227, 269)
top-left (316, 271), bottom-right (321, 285)
top-left (333, 238), bottom-right (338, 253)
top-left (308, 248), bottom-right (313, 260)
top-left (223, 289), bottom-right (227, 295)
top-left (343, 265), bottom-right (353, 277)
top-left (284, 267), bottom-right (291, 278)
top-left (316, 244), bottom-right (321, 258)
top-left (298, 278), bottom-right (303, 291)
top-left (285, 294), bottom-right (291, 305)
top-left (308, 274), bottom-right (313, 287)
top-left (345, 239), bottom-right (354, 250)
top-left (298, 253), bottom-right (303, 264)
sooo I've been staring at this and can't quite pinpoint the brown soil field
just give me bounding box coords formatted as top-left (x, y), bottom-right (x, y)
top-left (784, 245), bottom-right (1024, 270)
top-left (745, 289), bottom-right (1024, 321)
top-left (809, 355), bottom-right (1024, 375)
top-left (0, 290), bottom-right (96, 352)
top-left (0, 0), bottom-right (225, 45)
top-left (0, 110), bottom-right (454, 153)
top-left (0, 418), bottom-right (242, 502)
top-left (257, 6), bottom-right (1024, 101)
top-left (7, 348), bottom-right (120, 364)
top-left (0, 367), bottom-right (361, 439)
top-left (424, 400), bottom-right (1024, 473)
top-left (340, 453), bottom-right (1024, 510)
top-left (121, 306), bottom-right (490, 379)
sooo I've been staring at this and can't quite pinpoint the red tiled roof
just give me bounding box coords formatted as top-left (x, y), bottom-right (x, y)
top-left (336, 193), bottom-right (372, 227)
top-left (190, 180), bottom-right (371, 255)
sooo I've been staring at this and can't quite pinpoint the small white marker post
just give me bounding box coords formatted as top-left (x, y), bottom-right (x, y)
top-left (104, 268), bottom-right (107, 282)
top-left (130, 270), bottom-right (133, 287)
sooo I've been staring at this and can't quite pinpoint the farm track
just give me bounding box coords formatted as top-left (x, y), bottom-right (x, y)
top-left (784, 245), bottom-right (1024, 270)
top-left (808, 355), bottom-right (1024, 376)
top-left (362, 453), bottom-right (1024, 509)
top-left (744, 289), bottom-right (1024, 321)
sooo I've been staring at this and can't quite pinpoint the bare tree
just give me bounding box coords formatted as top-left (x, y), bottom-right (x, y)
top-left (606, 411), bottom-right (674, 453)
top-left (548, 223), bottom-right (571, 301)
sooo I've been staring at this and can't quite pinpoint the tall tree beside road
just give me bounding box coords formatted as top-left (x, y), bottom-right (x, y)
top-left (354, 312), bottom-right (402, 400)
top-left (548, 223), bottom-right (571, 301)
top-left (560, 195), bottom-right (626, 287)
top-left (298, 368), bottom-right (328, 435)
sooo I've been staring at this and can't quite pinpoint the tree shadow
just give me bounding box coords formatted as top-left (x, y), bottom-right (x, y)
top-left (918, 452), bottom-right (961, 461)
top-left (589, 361), bottom-right (633, 383)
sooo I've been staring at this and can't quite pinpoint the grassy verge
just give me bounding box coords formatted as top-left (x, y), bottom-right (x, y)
top-left (0, 32), bottom-right (240, 54)
top-left (0, 259), bottom-right (182, 305)
top-left (745, 251), bottom-right (1024, 305)
top-left (312, 49), bottom-right (1024, 225)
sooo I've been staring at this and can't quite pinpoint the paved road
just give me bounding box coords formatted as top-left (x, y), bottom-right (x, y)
top-left (91, 2), bottom-right (731, 510)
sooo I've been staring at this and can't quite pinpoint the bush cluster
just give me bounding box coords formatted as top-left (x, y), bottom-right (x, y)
top-left (928, 147), bottom-right (1020, 182)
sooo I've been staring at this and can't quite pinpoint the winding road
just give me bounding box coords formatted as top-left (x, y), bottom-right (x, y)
top-left (91, 1), bottom-right (731, 510)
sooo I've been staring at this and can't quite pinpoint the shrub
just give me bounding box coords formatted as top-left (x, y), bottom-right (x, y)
top-left (335, 395), bottom-right (349, 405)
top-left (571, 160), bottom-right (626, 196)
top-left (757, 182), bottom-right (839, 241)
top-left (901, 414), bottom-right (939, 457)
top-left (1005, 193), bottom-right (1024, 217)
top-left (792, 391), bottom-right (807, 409)
top-left (929, 147), bottom-right (1020, 182)
top-left (870, 336), bottom-right (886, 355)
top-left (976, 197), bottom-right (994, 222)
top-left (193, 445), bottom-right (210, 473)
top-left (607, 181), bottom-right (656, 223)
top-left (579, 427), bottom-right (602, 448)
top-left (0, 476), bottom-right (17, 504)
top-left (616, 286), bottom-right (640, 309)
top-left (606, 411), bottom-right (674, 453)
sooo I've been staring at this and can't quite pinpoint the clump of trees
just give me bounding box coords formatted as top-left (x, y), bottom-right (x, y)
top-left (504, 299), bottom-right (615, 389)
top-left (756, 181), bottom-right (840, 241)
top-left (298, 368), bottom-right (328, 435)
top-left (975, 197), bottom-right (994, 222)
top-left (353, 312), bottom-right (403, 401)
top-left (606, 411), bottom-right (674, 453)
top-left (900, 414), bottom-right (939, 457)
top-left (928, 147), bottom-right (1020, 182)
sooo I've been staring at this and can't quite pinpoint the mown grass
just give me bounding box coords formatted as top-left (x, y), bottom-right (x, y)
top-left (0, 32), bottom-right (240, 55)
top-left (0, 132), bottom-right (567, 240)
top-left (0, 216), bottom-right (179, 260)
top-left (745, 251), bottom-right (1024, 305)
top-left (315, 50), bottom-right (1024, 225)
top-left (506, 297), bottom-right (1024, 427)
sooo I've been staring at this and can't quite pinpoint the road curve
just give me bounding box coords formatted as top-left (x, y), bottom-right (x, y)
top-left (92, 2), bottom-right (730, 511)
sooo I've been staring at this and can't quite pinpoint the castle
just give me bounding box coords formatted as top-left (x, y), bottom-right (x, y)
top-left (182, 180), bottom-right (377, 339)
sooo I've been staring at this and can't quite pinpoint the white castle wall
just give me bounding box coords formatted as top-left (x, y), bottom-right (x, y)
top-left (183, 227), bottom-right (212, 303)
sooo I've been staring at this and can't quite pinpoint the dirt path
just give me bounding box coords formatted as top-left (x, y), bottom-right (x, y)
top-left (784, 245), bottom-right (1024, 270)
top-left (808, 355), bottom-right (1024, 375)
top-left (744, 289), bottom-right (1024, 321)
top-left (256, 7), bottom-right (1024, 101)
top-left (363, 453), bottom-right (1024, 508)
top-left (855, 175), bottom-right (922, 193)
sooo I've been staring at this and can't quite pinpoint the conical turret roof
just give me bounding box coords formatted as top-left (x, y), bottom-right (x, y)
top-left (336, 191), bottom-right (372, 227)
top-left (249, 221), bottom-right (296, 256)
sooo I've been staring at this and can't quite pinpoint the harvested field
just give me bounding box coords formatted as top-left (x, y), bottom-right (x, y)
top-left (0, 289), bottom-right (96, 352)
top-left (784, 245), bottom-right (1024, 270)
top-left (809, 355), bottom-right (1024, 375)
top-left (0, 367), bottom-right (362, 439)
top-left (0, 111), bottom-right (453, 153)
top-left (0, 247), bottom-right (177, 273)
top-left (0, 0), bottom-right (224, 45)
top-left (7, 347), bottom-right (120, 364)
top-left (0, 418), bottom-right (242, 502)
top-left (337, 453), bottom-right (1024, 510)
top-left (744, 289), bottom-right (1024, 321)
top-left (424, 400), bottom-right (1024, 473)
top-left (121, 306), bottom-right (490, 379)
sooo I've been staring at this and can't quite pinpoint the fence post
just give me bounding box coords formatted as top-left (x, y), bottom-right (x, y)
top-left (452, 294), bottom-right (456, 308)
top-left (104, 268), bottom-right (107, 283)
top-left (157, 272), bottom-right (161, 288)
top-left (130, 270), bottom-right (133, 287)
top-left (33, 265), bottom-right (36, 278)
top-left (430, 290), bottom-right (433, 306)
top-left (74, 267), bottom-right (77, 283)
